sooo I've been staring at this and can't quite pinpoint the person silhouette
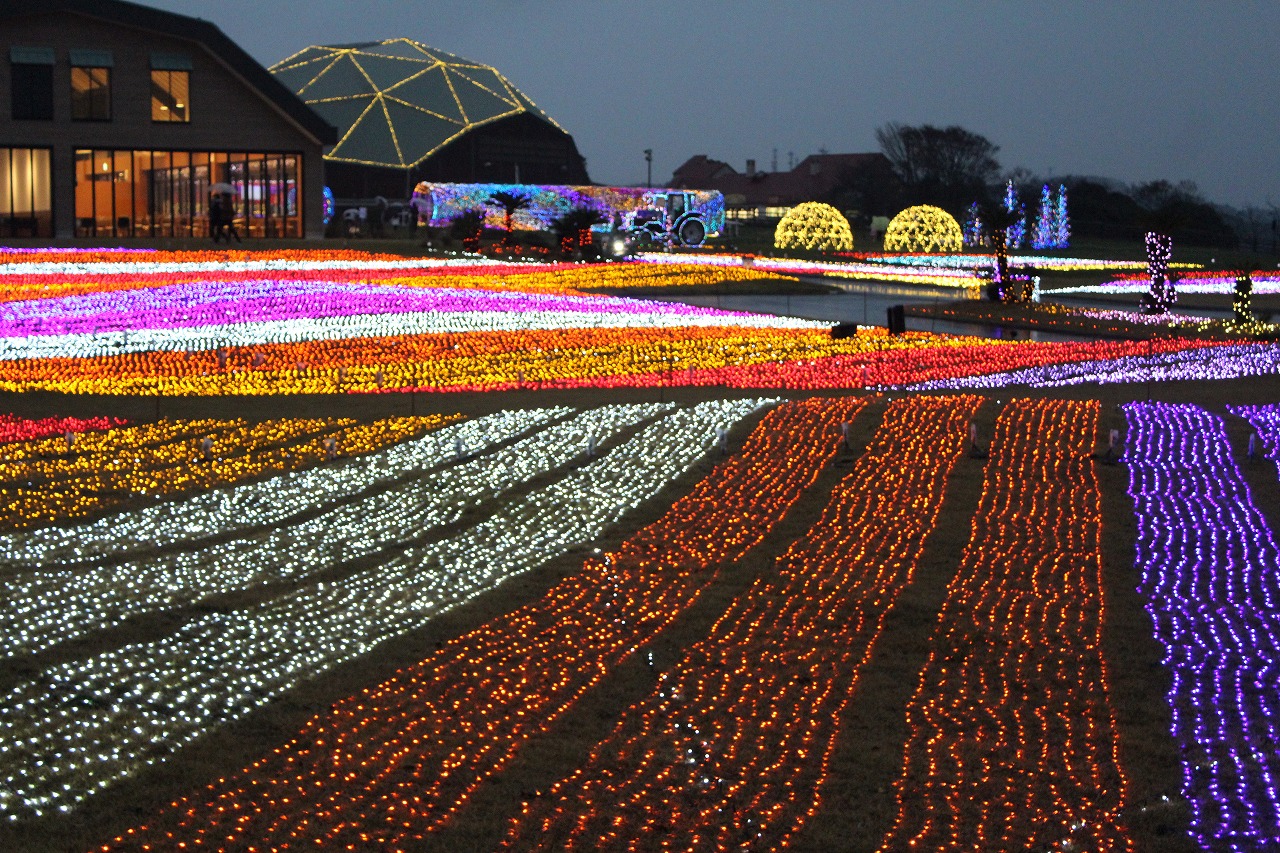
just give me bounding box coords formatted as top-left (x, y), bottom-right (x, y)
top-left (210, 191), bottom-right (241, 243)
top-left (209, 193), bottom-right (225, 242)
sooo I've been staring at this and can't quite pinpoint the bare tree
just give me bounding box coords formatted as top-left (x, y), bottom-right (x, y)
top-left (1239, 207), bottom-right (1265, 253)
top-left (875, 123), bottom-right (1002, 213)
top-left (1268, 198), bottom-right (1279, 254)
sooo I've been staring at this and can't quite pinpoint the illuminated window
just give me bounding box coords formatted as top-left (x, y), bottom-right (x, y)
top-left (10, 47), bottom-right (54, 121)
top-left (150, 54), bottom-right (191, 122)
top-left (71, 61), bottom-right (111, 120)
top-left (0, 147), bottom-right (53, 237)
top-left (75, 148), bottom-right (302, 239)
top-left (151, 70), bottom-right (189, 122)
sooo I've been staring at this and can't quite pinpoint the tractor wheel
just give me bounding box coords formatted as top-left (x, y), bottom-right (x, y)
top-left (677, 217), bottom-right (706, 246)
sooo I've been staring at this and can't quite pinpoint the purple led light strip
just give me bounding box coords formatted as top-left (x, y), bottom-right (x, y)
top-left (1124, 401), bottom-right (1280, 852)
top-left (902, 343), bottom-right (1280, 391)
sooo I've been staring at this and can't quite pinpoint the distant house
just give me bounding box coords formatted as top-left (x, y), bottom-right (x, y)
top-left (1, 0), bottom-right (336, 240)
top-left (669, 152), bottom-right (895, 222)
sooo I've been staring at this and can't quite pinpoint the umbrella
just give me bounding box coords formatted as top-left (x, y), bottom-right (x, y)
top-left (209, 182), bottom-right (237, 194)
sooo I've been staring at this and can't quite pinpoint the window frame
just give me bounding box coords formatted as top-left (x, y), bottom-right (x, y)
top-left (150, 69), bottom-right (190, 123)
top-left (10, 48), bottom-right (55, 121)
top-left (70, 65), bottom-right (112, 121)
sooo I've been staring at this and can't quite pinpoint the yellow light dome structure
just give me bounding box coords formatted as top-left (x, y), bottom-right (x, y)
top-left (774, 202), bottom-right (854, 251)
top-left (883, 205), bottom-right (963, 253)
top-left (269, 39), bottom-right (589, 197)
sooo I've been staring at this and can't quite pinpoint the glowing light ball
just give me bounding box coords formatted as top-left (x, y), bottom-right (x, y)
top-left (773, 202), bottom-right (854, 251)
top-left (883, 205), bottom-right (963, 253)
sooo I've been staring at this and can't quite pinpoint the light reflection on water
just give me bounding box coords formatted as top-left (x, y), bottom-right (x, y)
top-left (653, 281), bottom-right (1080, 342)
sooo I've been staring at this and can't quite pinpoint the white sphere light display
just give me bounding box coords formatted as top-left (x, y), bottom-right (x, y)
top-left (774, 202), bottom-right (854, 252)
top-left (884, 205), bottom-right (963, 253)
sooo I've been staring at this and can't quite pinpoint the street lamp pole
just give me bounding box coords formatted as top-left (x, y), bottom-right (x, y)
top-left (644, 149), bottom-right (652, 188)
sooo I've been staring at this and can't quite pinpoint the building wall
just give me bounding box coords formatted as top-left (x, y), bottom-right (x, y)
top-left (1, 10), bottom-right (328, 238)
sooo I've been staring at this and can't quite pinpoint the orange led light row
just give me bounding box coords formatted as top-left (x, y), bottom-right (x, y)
top-left (877, 398), bottom-right (1133, 852)
top-left (0, 417), bottom-right (225, 466)
top-left (0, 414), bottom-right (125, 443)
top-left (94, 397), bottom-right (867, 852)
top-left (2, 317), bottom-right (1223, 397)
top-left (0, 326), bottom-right (883, 395)
top-left (2, 415), bottom-right (454, 530)
top-left (500, 394), bottom-right (982, 850)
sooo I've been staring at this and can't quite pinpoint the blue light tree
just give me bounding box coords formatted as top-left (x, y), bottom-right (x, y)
top-left (1003, 180), bottom-right (1026, 249)
top-left (962, 202), bottom-right (984, 247)
top-left (1052, 184), bottom-right (1070, 248)
top-left (1032, 184), bottom-right (1054, 249)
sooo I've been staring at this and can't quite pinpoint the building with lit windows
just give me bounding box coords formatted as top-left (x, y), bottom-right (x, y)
top-left (669, 152), bottom-right (896, 224)
top-left (1, 0), bottom-right (335, 240)
top-left (269, 39), bottom-right (590, 202)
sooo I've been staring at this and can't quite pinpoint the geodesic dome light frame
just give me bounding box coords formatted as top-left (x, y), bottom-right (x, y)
top-left (269, 39), bottom-right (563, 170)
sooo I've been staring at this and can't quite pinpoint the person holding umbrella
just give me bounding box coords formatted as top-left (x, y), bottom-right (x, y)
top-left (209, 182), bottom-right (241, 243)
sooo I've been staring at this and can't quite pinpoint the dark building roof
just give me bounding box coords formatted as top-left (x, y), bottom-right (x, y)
top-left (1, 0), bottom-right (336, 145)
top-left (671, 152), bottom-right (892, 208)
top-left (669, 155), bottom-right (737, 186)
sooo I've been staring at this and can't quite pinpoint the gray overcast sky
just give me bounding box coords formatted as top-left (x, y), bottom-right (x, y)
top-left (146, 0), bottom-right (1279, 209)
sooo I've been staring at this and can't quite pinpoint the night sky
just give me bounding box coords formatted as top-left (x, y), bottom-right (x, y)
top-left (145, 0), bottom-right (1280, 209)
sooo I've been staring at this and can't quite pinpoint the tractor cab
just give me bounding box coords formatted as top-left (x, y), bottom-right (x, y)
top-left (628, 192), bottom-right (705, 246)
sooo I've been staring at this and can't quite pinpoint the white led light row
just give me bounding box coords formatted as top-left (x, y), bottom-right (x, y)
top-left (0, 406), bottom-right (673, 658)
top-left (0, 257), bottom-right (517, 277)
top-left (0, 408), bottom-right (566, 571)
top-left (0, 309), bottom-right (826, 362)
top-left (1050, 276), bottom-right (1280, 296)
top-left (643, 251), bottom-right (1163, 272)
top-left (0, 398), bottom-right (776, 822)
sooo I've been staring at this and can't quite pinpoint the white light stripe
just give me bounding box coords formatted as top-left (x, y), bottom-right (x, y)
top-left (0, 310), bottom-right (826, 361)
top-left (2, 406), bottom-right (681, 658)
top-left (0, 398), bottom-right (777, 822)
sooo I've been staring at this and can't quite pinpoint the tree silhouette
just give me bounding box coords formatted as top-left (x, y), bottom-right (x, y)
top-left (449, 209), bottom-right (485, 253)
top-left (551, 206), bottom-right (606, 259)
top-left (485, 190), bottom-right (531, 247)
top-left (876, 123), bottom-right (1001, 214)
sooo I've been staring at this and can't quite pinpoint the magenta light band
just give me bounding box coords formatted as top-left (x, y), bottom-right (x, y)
top-left (0, 279), bottom-right (763, 338)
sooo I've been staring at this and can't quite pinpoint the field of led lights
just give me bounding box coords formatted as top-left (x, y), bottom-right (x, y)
top-left (2, 248), bottom-right (1279, 853)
